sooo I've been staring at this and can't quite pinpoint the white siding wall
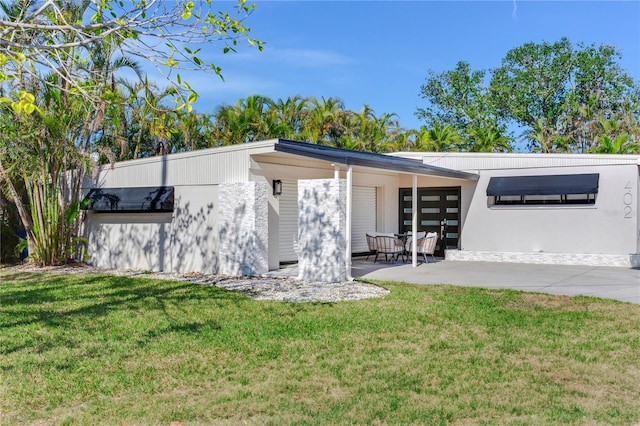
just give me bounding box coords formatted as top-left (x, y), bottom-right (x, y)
top-left (278, 180), bottom-right (299, 263)
top-left (461, 165), bottom-right (639, 255)
top-left (351, 186), bottom-right (377, 252)
top-left (89, 141), bottom-right (276, 188)
top-left (393, 152), bottom-right (640, 172)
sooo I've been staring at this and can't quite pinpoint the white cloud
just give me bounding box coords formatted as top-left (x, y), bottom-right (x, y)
top-left (265, 47), bottom-right (353, 67)
top-left (209, 45), bottom-right (353, 69)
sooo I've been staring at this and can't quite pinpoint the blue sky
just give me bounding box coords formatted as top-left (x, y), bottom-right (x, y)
top-left (184, 1), bottom-right (640, 131)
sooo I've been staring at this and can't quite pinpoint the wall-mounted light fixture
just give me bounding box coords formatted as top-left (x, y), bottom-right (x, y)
top-left (273, 179), bottom-right (283, 196)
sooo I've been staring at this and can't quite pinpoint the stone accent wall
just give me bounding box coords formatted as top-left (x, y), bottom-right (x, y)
top-left (446, 250), bottom-right (640, 268)
top-left (218, 182), bottom-right (269, 276)
top-left (297, 179), bottom-right (347, 282)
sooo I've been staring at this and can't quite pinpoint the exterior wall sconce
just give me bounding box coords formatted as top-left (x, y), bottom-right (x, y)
top-left (273, 179), bottom-right (283, 196)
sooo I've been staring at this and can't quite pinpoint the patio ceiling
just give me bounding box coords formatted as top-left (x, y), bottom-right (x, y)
top-left (274, 139), bottom-right (479, 181)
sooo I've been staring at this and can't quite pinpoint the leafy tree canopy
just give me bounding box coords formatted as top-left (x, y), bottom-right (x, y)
top-left (0, 0), bottom-right (263, 111)
top-left (0, 0), bottom-right (263, 265)
top-left (418, 38), bottom-right (640, 153)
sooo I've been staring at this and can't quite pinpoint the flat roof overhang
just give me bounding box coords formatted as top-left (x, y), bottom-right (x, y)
top-left (274, 139), bottom-right (479, 181)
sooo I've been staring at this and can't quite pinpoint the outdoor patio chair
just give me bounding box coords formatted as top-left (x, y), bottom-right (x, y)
top-left (365, 233), bottom-right (377, 261)
top-left (408, 232), bottom-right (438, 263)
top-left (404, 231), bottom-right (426, 253)
top-left (374, 235), bottom-right (406, 263)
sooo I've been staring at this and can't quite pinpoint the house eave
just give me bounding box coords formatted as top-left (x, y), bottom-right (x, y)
top-left (274, 139), bottom-right (479, 181)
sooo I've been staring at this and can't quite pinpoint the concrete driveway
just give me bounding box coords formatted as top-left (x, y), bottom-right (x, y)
top-left (353, 259), bottom-right (640, 304)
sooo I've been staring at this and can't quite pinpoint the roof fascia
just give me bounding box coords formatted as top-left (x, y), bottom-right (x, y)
top-left (274, 139), bottom-right (478, 181)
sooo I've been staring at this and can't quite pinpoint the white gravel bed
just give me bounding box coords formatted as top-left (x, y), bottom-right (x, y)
top-left (3, 263), bottom-right (390, 303)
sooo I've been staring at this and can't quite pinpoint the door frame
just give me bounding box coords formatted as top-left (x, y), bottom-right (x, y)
top-left (398, 186), bottom-right (461, 257)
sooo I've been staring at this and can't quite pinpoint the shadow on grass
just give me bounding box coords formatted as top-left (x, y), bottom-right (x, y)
top-left (0, 272), bottom-right (247, 354)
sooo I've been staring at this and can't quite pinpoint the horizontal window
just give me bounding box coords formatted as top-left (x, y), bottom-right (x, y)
top-left (82, 186), bottom-right (174, 213)
top-left (495, 193), bottom-right (596, 205)
top-left (487, 174), bottom-right (599, 196)
top-left (488, 174), bottom-right (598, 206)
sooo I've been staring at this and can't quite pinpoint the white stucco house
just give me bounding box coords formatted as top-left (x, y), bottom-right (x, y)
top-left (82, 139), bottom-right (640, 281)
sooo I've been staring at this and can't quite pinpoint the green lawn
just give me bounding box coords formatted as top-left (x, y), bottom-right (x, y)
top-left (1, 271), bottom-right (640, 425)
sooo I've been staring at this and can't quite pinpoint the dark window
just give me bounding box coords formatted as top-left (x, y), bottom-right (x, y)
top-left (487, 174), bottom-right (598, 206)
top-left (82, 187), bottom-right (174, 213)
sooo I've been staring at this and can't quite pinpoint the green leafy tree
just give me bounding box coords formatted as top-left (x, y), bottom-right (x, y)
top-left (490, 39), bottom-right (574, 132)
top-left (490, 38), bottom-right (638, 152)
top-left (410, 124), bottom-right (462, 152)
top-left (417, 61), bottom-right (508, 151)
top-left (466, 125), bottom-right (512, 152)
top-left (419, 38), bottom-right (639, 153)
top-left (212, 95), bottom-right (276, 145)
top-left (0, 0), bottom-right (263, 264)
top-left (588, 118), bottom-right (640, 154)
top-left (0, 0), bottom-right (263, 110)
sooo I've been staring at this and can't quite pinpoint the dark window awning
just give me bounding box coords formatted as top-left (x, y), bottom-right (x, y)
top-left (274, 139), bottom-right (479, 181)
top-left (486, 174), bottom-right (599, 196)
top-left (82, 186), bottom-right (174, 213)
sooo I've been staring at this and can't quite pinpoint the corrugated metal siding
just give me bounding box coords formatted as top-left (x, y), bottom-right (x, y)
top-left (88, 141), bottom-right (278, 189)
top-left (393, 152), bottom-right (640, 172)
top-left (279, 180), bottom-right (299, 262)
top-left (95, 150), bottom-right (251, 187)
top-left (352, 186), bottom-right (377, 252)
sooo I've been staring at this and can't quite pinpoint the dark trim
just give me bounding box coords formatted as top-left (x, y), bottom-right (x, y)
top-left (398, 186), bottom-right (462, 257)
top-left (83, 186), bottom-right (175, 213)
top-left (274, 139), bottom-right (479, 181)
top-left (486, 173), bottom-right (599, 196)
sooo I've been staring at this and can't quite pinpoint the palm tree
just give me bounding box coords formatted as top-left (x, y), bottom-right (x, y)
top-left (412, 123), bottom-right (462, 152)
top-left (271, 95), bottom-right (310, 139)
top-left (80, 40), bottom-right (145, 160)
top-left (381, 130), bottom-right (413, 152)
top-left (301, 96), bottom-right (346, 145)
top-left (104, 77), bottom-right (176, 159)
top-left (172, 111), bottom-right (217, 151)
top-left (467, 125), bottom-right (512, 152)
top-left (590, 134), bottom-right (640, 154)
top-left (212, 95), bottom-right (276, 145)
top-left (361, 109), bottom-right (400, 153)
top-left (520, 119), bottom-right (556, 153)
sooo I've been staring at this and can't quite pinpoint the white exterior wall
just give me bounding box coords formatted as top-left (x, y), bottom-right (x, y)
top-left (460, 164), bottom-right (639, 257)
top-left (85, 185), bottom-right (219, 273)
top-left (391, 152), bottom-right (640, 266)
top-left (83, 142), bottom-right (276, 273)
top-left (83, 141), bottom-right (640, 273)
top-left (83, 141), bottom-right (419, 274)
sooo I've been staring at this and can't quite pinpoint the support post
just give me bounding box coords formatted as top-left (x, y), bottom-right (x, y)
top-left (412, 174), bottom-right (418, 267)
top-left (346, 164), bottom-right (353, 280)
